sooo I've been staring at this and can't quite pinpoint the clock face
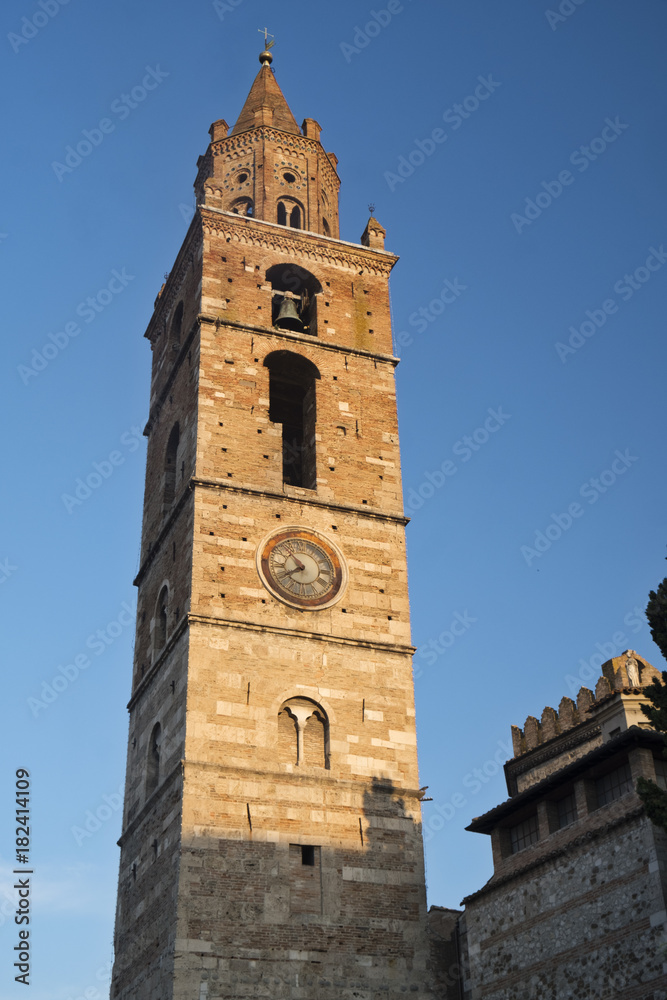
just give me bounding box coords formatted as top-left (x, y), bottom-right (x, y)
top-left (257, 527), bottom-right (347, 609)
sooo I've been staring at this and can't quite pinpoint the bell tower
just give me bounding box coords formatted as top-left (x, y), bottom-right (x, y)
top-left (111, 43), bottom-right (433, 1000)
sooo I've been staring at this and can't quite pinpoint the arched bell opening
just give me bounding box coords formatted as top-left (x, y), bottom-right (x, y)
top-left (264, 350), bottom-right (320, 489)
top-left (266, 264), bottom-right (322, 336)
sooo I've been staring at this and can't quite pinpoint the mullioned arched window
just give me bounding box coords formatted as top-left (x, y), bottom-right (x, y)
top-left (277, 698), bottom-right (329, 769)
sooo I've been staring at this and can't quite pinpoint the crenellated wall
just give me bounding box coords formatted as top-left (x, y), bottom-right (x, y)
top-left (511, 650), bottom-right (660, 756)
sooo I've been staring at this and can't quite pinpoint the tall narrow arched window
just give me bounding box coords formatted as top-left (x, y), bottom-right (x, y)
top-left (155, 586), bottom-right (168, 653)
top-left (277, 202), bottom-right (287, 226)
top-left (146, 722), bottom-right (161, 797)
top-left (322, 217), bottom-right (330, 236)
top-left (290, 205), bottom-right (301, 229)
top-left (264, 351), bottom-right (320, 489)
top-left (163, 423), bottom-right (180, 509)
top-left (170, 301), bottom-right (183, 348)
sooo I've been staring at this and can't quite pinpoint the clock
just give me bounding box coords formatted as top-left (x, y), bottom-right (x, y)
top-left (256, 527), bottom-right (347, 609)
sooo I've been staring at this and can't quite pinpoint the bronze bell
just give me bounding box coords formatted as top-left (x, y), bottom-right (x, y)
top-left (274, 296), bottom-right (303, 332)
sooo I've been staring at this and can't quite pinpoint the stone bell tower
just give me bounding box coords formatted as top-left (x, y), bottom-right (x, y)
top-left (111, 42), bottom-right (433, 1000)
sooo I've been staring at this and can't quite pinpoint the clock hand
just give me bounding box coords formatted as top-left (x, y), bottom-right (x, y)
top-left (287, 554), bottom-right (306, 572)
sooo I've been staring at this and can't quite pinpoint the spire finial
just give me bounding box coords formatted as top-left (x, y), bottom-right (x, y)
top-left (258, 27), bottom-right (275, 65)
top-left (368, 203), bottom-right (376, 216)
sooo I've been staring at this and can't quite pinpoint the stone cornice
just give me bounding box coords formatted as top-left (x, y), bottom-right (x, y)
top-left (181, 758), bottom-right (424, 799)
top-left (133, 483), bottom-right (194, 588)
top-left (126, 610), bottom-right (415, 712)
top-left (117, 758), bottom-right (183, 847)
top-left (191, 475), bottom-right (408, 524)
top-left (200, 206), bottom-right (398, 277)
top-left (127, 611), bottom-right (190, 710)
top-left (199, 313), bottom-right (399, 366)
top-left (118, 756), bottom-right (423, 847)
top-left (132, 476), bottom-right (408, 592)
top-left (188, 612), bottom-right (415, 656)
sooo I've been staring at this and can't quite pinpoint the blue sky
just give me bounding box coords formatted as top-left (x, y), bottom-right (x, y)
top-left (1, 0), bottom-right (667, 995)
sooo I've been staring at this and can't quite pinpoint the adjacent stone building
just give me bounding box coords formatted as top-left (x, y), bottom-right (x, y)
top-left (110, 45), bottom-right (435, 1000)
top-left (458, 651), bottom-right (667, 999)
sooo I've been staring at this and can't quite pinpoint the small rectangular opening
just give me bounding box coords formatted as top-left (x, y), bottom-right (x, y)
top-left (289, 843), bottom-right (322, 915)
top-left (301, 845), bottom-right (315, 866)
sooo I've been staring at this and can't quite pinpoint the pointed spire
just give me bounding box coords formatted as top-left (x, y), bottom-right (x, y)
top-left (231, 41), bottom-right (301, 137)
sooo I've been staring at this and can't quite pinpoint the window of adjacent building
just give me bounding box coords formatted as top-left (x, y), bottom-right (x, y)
top-left (654, 758), bottom-right (667, 791)
top-left (509, 813), bottom-right (539, 854)
top-left (595, 760), bottom-right (633, 807)
top-left (555, 790), bottom-right (577, 829)
top-left (289, 843), bottom-right (322, 914)
top-left (264, 351), bottom-right (319, 489)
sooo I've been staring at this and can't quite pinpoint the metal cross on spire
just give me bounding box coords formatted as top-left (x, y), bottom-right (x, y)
top-left (258, 27), bottom-right (275, 50)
